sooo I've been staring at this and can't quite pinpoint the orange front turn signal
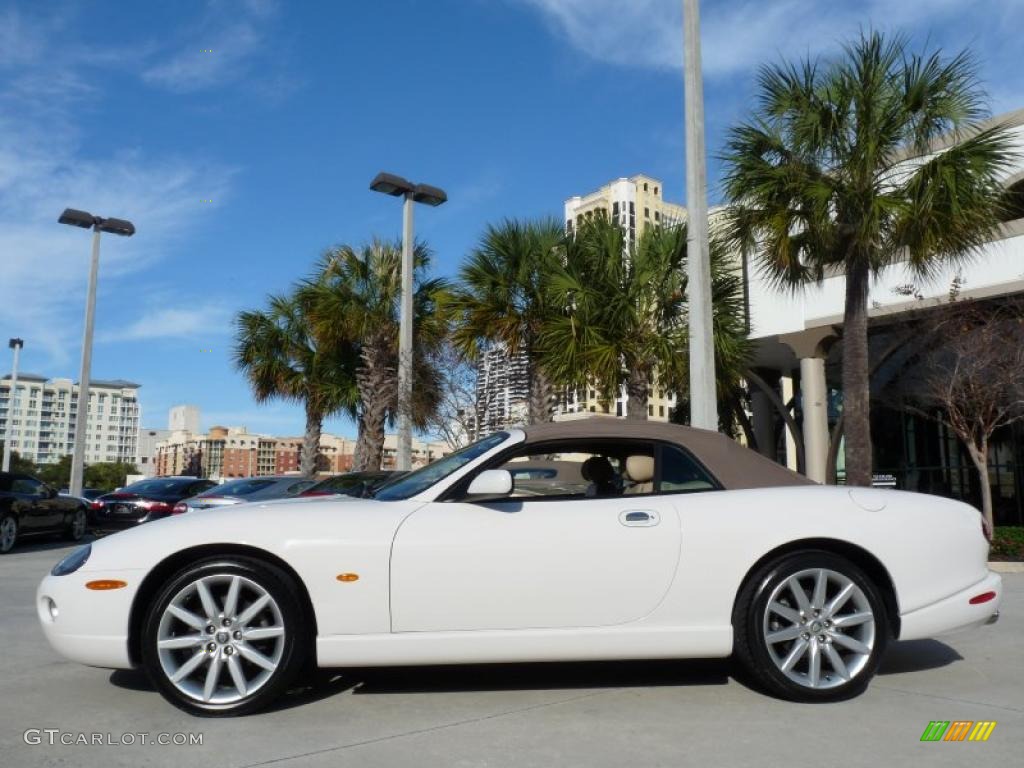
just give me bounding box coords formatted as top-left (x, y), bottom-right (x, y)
top-left (336, 573), bottom-right (359, 582)
top-left (85, 579), bottom-right (127, 591)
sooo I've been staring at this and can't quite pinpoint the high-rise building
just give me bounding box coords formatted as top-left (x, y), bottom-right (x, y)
top-left (0, 374), bottom-right (141, 464)
top-left (168, 404), bottom-right (200, 434)
top-left (564, 173), bottom-right (687, 245)
top-left (474, 343), bottom-right (530, 435)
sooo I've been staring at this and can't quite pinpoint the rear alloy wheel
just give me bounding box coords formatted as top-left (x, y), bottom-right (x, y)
top-left (65, 509), bottom-right (87, 541)
top-left (0, 514), bottom-right (17, 553)
top-left (733, 551), bottom-right (888, 702)
top-left (142, 557), bottom-right (308, 716)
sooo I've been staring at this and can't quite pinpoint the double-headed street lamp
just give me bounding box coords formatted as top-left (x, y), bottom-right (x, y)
top-left (369, 172), bottom-right (447, 471)
top-left (58, 208), bottom-right (136, 496)
top-left (2, 338), bottom-right (25, 473)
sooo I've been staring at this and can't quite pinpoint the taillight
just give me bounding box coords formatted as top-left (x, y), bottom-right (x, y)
top-left (300, 490), bottom-right (332, 497)
top-left (969, 591), bottom-right (996, 605)
top-left (89, 501), bottom-right (103, 510)
top-left (173, 502), bottom-right (188, 514)
top-left (139, 500), bottom-right (174, 514)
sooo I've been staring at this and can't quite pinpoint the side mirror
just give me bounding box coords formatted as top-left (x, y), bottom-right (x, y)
top-left (466, 469), bottom-right (513, 497)
top-left (45, 485), bottom-right (58, 499)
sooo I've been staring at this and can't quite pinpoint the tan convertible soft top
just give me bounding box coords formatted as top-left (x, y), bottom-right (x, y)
top-left (521, 418), bottom-right (813, 490)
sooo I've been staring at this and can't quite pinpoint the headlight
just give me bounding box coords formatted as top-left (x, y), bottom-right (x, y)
top-left (51, 544), bottom-right (91, 576)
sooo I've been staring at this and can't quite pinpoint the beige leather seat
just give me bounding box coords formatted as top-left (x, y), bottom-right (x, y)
top-left (624, 455), bottom-right (655, 495)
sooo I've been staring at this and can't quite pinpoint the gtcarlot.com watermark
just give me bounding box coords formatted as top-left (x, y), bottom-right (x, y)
top-left (24, 729), bottom-right (203, 747)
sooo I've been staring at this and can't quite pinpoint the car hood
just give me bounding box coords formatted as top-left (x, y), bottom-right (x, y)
top-left (77, 496), bottom-right (424, 572)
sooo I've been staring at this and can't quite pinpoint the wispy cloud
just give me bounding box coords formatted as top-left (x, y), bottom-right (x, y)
top-left (518, 0), bottom-right (1023, 88)
top-left (142, 0), bottom-right (280, 93)
top-left (0, 9), bottom-right (234, 364)
top-left (97, 304), bottom-right (234, 344)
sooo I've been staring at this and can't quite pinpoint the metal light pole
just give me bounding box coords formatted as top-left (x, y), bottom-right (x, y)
top-left (58, 209), bottom-right (135, 495)
top-left (2, 338), bottom-right (24, 472)
top-left (683, 0), bottom-right (718, 430)
top-left (369, 173), bottom-right (447, 471)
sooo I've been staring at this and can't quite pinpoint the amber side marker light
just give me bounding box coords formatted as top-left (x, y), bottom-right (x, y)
top-left (969, 591), bottom-right (996, 605)
top-left (85, 580), bottom-right (127, 591)
top-left (336, 573), bottom-right (359, 582)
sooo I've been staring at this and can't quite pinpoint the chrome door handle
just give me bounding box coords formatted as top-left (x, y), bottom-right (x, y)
top-left (619, 509), bottom-right (659, 526)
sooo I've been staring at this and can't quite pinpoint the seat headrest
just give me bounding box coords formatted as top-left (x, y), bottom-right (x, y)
top-left (625, 455), bottom-right (655, 483)
top-left (581, 456), bottom-right (615, 483)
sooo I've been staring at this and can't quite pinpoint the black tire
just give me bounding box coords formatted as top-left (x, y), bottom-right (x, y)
top-left (0, 513), bottom-right (17, 554)
top-left (64, 508), bottom-right (87, 541)
top-left (141, 556), bottom-right (309, 717)
top-left (733, 550), bottom-right (889, 702)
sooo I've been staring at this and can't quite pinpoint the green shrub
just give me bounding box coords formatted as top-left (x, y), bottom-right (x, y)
top-left (991, 526), bottom-right (1024, 561)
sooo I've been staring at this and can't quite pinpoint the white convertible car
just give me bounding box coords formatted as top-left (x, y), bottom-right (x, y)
top-left (37, 420), bottom-right (1001, 716)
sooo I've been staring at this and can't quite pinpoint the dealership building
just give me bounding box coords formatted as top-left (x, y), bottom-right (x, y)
top-left (744, 107), bottom-right (1024, 526)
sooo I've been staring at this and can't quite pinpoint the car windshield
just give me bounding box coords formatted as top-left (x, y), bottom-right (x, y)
top-left (373, 432), bottom-right (509, 501)
top-left (199, 478), bottom-right (278, 497)
top-left (119, 478), bottom-right (193, 495)
top-left (314, 473), bottom-right (378, 495)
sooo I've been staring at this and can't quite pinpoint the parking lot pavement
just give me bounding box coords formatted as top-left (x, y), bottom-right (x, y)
top-left (2, 539), bottom-right (1021, 768)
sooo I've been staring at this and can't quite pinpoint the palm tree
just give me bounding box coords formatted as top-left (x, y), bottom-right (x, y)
top-left (449, 219), bottom-right (565, 425)
top-left (539, 217), bottom-right (752, 421)
top-left (721, 31), bottom-right (1016, 485)
top-left (303, 240), bottom-right (450, 471)
top-left (233, 291), bottom-right (358, 477)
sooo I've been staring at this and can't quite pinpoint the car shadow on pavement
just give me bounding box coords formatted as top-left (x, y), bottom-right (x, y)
top-left (109, 667), bottom-right (362, 713)
top-left (332, 658), bottom-right (732, 696)
top-left (877, 639), bottom-right (963, 675)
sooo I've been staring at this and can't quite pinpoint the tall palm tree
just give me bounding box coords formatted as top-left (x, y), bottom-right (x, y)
top-left (303, 240), bottom-right (450, 471)
top-left (449, 219), bottom-right (565, 425)
top-left (721, 31), bottom-right (1016, 485)
top-left (539, 217), bottom-right (752, 421)
top-left (233, 291), bottom-right (358, 477)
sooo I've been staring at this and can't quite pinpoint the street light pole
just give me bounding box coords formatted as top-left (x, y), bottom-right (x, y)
top-left (2, 338), bottom-right (24, 473)
top-left (683, 0), bottom-right (718, 430)
top-left (69, 228), bottom-right (102, 497)
top-left (398, 193), bottom-right (415, 471)
top-left (369, 173), bottom-right (447, 472)
top-left (58, 208), bottom-right (135, 496)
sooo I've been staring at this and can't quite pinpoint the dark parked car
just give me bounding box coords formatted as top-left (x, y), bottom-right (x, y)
top-left (60, 487), bottom-right (104, 501)
top-left (175, 475), bottom-right (317, 513)
top-left (300, 470), bottom-right (405, 499)
top-left (90, 476), bottom-right (216, 533)
top-left (0, 472), bottom-right (88, 553)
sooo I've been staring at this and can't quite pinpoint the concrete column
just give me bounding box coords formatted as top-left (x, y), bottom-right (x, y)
top-left (781, 375), bottom-right (798, 471)
top-left (750, 387), bottom-right (775, 459)
top-left (800, 356), bottom-right (829, 484)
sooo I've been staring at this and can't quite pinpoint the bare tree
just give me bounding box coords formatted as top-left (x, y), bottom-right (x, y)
top-left (427, 341), bottom-right (484, 451)
top-left (882, 299), bottom-right (1024, 530)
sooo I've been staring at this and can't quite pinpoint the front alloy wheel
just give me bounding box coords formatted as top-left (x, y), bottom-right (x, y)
top-left (734, 551), bottom-right (888, 702)
top-left (142, 557), bottom-right (307, 716)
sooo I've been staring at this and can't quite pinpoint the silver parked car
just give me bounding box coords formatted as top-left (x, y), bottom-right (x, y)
top-left (173, 476), bottom-right (316, 513)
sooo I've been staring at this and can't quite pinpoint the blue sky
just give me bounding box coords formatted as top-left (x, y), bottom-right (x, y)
top-left (2, 0), bottom-right (1023, 438)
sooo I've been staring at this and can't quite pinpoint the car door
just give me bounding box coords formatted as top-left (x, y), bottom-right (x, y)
top-left (390, 441), bottom-right (683, 632)
top-left (10, 476), bottom-right (59, 531)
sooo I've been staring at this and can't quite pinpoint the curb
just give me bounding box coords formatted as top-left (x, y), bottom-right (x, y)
top-left (989, 561), bottom-right (1024, 573)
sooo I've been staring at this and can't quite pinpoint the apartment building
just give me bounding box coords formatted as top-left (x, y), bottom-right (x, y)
top-left (155, 425), bottom-right (446, 478)
top-left (0, 374), bottom-right (141, 465)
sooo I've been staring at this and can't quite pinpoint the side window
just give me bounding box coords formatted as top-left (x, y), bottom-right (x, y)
top-left (487, 441), bottom-right (655, 500)
top-left (658, 446), bottom-right (716, 494)
top-left (12, 476), bottom-right (42, 495)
